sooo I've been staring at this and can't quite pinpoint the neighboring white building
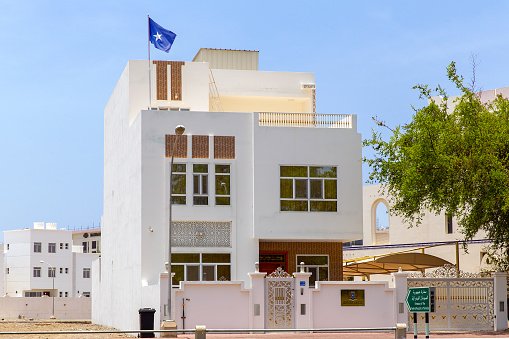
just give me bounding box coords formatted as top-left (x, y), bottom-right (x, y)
top-left (93, 49), bottom-right (363, 330)
top-left (343, 184), bottom-right (492, 280)
top-left (3, 222), bottom-right (100, 298)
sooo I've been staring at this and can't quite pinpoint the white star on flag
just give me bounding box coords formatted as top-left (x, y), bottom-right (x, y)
top-left (153, 32), bottom-right (162, 41)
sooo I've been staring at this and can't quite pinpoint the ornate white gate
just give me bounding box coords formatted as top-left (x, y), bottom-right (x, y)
top-left (408, 265), bottom-right (494, 331)
top-left (265, 267), bottom-right (294, 329)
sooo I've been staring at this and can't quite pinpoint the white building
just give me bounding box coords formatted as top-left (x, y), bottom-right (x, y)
top-left (343, 184), bottom-right (493, 280)
top-left (3, 222), bottom-right (100, 298)
top-left (93, 49), bottom-right (363, 330)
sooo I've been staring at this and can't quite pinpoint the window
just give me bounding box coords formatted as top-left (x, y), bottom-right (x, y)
top-left (60, 268), bottom-right (63, 274)
top-left (59, 243), bottom-right (63, 249)
top-left (65, 292), bottom-right (68, 297)
top-left (59, 292), bottom-right (63, 297)
top-left (33, 267), bottom-right (41, 278)
top-left (193, 164), bottom-right (208, 205)
top-left (6, 244), bottom-right (9, 250)
top-left (280, 166), bottom-right (337, 212)
top-left (83, 292), bottom-right (91, 297)
top-left (92, 241), bottom-right (97, 250)
top-left (83, 268), bottom-right (91, 279)
top-left (82, 241), bottom-right (89, 253)
top-left (48, 243), bottom-right (56, 253)
top-left (6, 268), bottom-right (9, 274)
top-left (65, 243), bottom-right (69, 250)
top-left (171, 163), bottom-right (186, 205)
top-left (297, 255), bottom-right (329, 287)
top-left (171, 253), bottom-right (231, 287)
top-left (25, 291), bottom-right (42, 297)
top-left (65, 268), bottom-right (69, 274)
top-left (215, 165), bottom-right (231, 205)
top-left (34, 242), bottom-right (41, 253)
top-left (446, 214), bottom-right (453, 234)
top-left (375, 202), bottom-right (389, 232)
top-left (48, 267), bottom-right (56, 278)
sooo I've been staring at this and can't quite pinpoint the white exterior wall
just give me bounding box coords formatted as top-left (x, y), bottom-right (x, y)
top-left (74, 253), bottom-right (97, 297)
top-left (0, 296), bottom-right (91, 319)
top-left (94, 61), bottom-right (143, 330)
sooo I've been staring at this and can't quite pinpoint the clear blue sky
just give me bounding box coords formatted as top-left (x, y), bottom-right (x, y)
top-left (1, 1), bottom-right (509, 240)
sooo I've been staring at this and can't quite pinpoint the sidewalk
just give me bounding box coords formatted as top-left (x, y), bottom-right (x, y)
top-left (172, 330), bottom-right (509, 339)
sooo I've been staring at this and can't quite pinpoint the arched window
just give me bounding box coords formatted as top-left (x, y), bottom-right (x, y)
top-left (372, 200), bottom-right (390, 245)
top-left (375, 202), bottom-right (389, 232)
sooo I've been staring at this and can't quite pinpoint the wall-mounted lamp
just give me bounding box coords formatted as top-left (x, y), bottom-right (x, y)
top-left (148, 227), bottom-right (153, 232)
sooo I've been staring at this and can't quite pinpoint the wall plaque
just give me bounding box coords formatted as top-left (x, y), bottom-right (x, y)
top-left (341, 289), bottom-right (365, 306)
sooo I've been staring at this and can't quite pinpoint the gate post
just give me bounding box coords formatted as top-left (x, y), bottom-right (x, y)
top-left (392, 269), bottom-right (408, 325)
top-left (248, 264), bottom-right (267, 329)
top-left (492, 271), bottom-right (508, 331)
top-left (293, 267), bottom-right (312, 329)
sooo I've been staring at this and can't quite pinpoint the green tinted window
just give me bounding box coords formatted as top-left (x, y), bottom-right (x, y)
top-left (310, 201), bottom-right (337, 212)
top-left (171, 196), bottom-right (186, 205)
top-left (310, 166), bottom-right (337, 178)
top-left (280, 200), bottom-right (308, 211)
top-left (193, 164), bottom-right (208, 173)
top-left (215, 175), bottom-right (230, 195)
top-left (280, 166), bottom-right (307, 177)
top-left (171, 265), bottom-right (184, 286)
top-left (324, 180), bottom-right (337, 199)
top-left (216, 197), bottom-right (230, 205)
top-left (193, 197), bottom-right (208, 205)
top-left (295, 179), bottom-right (307, 198)
top-left (202, 253), bottom-right (230, 263)
top-left (172, 164), bottom-right (186, 173)
top-left (215, 165), bottom-right (230, 173)
top-left (171, 174), bottom-right (186, 194)
top-left (172, 253), bottom-right (200, 263)
top-left (280, 179), bottom-right (293, 198)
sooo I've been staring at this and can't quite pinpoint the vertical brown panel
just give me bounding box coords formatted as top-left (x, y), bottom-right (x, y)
top-left (192, 135), bottom-right (209, 158)
top-left (259, 241), bottom-right (343, 281)
top-left (165, 135), bottom-right (188, 158)
top-left (214, 136), bottom-right (235, 159)
top-left (153, 61), bottom-right (185, 101)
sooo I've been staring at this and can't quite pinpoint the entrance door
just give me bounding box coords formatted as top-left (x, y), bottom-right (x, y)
top-left (265, 267), bottom-right (294, 329)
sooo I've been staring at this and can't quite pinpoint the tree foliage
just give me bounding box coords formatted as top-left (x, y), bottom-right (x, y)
top-left (363, 62), bottom-right (509, 269)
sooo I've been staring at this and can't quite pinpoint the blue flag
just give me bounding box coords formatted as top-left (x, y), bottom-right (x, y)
top-left (149, 18), bottom-right (176, 53)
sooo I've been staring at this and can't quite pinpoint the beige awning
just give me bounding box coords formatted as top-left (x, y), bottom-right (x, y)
top-left (343, 252), bottom-right (452, 277)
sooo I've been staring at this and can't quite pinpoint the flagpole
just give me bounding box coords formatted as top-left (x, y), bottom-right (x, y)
top-left (148, 14), bottom-right (152, 110)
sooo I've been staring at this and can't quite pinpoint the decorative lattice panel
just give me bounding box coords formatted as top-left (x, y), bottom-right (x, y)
top-left (266, 268), bottom-right (294, 329)
top-left (214, 136), bottom-right (235, 159)
top-left (165, 135), bottom-right (187, 158)
top-left (192, 135), bottom-right (209, 158)
top-left (171, 221), bottom-right (231, 247)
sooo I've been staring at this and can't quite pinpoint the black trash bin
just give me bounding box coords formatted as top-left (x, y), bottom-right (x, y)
top-left (138, 308), bottom-right (156, 338)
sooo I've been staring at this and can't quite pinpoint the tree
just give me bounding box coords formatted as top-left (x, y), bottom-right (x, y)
top-left (363, 62), bottom-right (509, 270)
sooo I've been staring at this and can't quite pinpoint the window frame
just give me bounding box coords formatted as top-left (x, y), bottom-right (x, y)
top-left (171, 163), bottom-right (187, 205)
top-left (215, 164), bottom-right (231, 206)
top-left (280, 165), bottom-right (338, 212)
top-left (296, 254), bottom-right (329, 287)
top-left (83, 268), bottom-right (91, 279)
top-left (193, 164), bottom-right (209, 206)
top-left (33, 267), bottom-right (41, 278)
top-left (48, 243), bottom-right (56, 253)
top-left (170, 252), bottom-right (231, 287)
top-left (34, 242), bottom-right (42, 253)
top-left (48, 267), bottom-right (56, 278)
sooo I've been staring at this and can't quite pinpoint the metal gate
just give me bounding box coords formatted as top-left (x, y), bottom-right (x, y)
top-left (265, 267), bottom-right (294, 329)
top-left (408, 265), bottom-right (494, 331)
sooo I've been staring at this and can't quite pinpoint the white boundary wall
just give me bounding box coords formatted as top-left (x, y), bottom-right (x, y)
top-left (0, 296), bottom-right (91, 319)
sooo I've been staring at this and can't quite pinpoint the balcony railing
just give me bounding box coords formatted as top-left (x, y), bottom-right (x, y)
top-left (258, 112), bottom-right (352, 128)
